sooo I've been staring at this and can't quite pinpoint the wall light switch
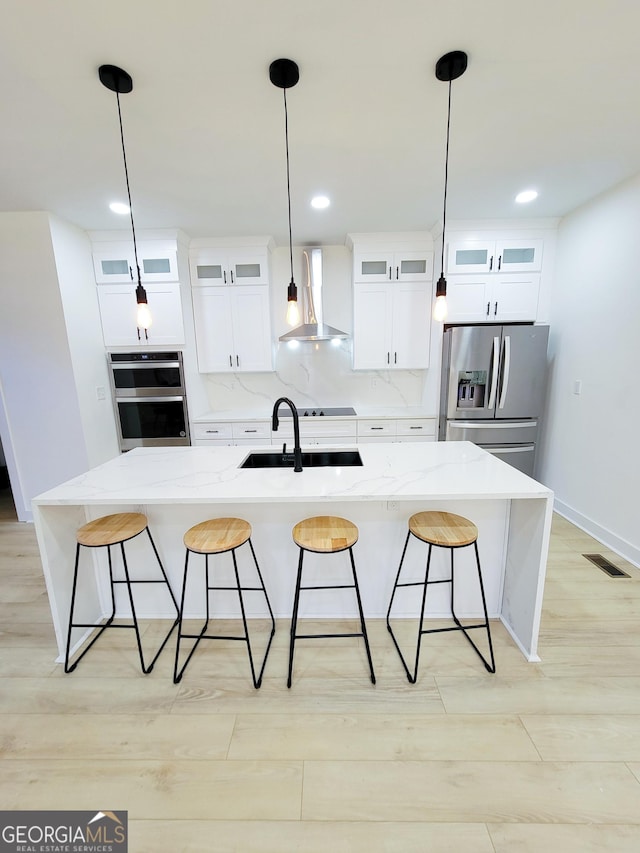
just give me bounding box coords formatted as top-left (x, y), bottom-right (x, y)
top-left (573, 380), bottom-right (582, 395)
top-left (96, 386), bottom-right (106, 401)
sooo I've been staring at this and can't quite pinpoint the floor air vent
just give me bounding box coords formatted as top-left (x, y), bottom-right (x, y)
top-left (583, 553), bottom-right (630, 578)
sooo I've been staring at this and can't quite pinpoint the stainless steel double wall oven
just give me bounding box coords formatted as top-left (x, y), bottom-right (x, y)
top-left (109, 351), bottom-right (190, 451)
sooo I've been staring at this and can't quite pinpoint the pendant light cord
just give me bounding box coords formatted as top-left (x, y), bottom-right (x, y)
top-left (115, 90), bottom-right (141, 283)
top-left (283, 87), bottom-right (294, 283)
top-left (440, 79), bottom-right (452, 276)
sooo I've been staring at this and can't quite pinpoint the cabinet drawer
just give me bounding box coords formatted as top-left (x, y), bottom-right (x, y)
top-left (396, 419), bottom-right (436, 437)
top-left (277, 420), bottom-right (357, 440)
top-left (357, 420), bottom-right (397, 438)
top-left (192, 422), bottom-right (233, 440)
top-left (231, 421), bottom-right (271, 440)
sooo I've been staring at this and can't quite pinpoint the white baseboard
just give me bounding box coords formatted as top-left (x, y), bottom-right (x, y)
top-left (553, 498), bottom-right (640, 569)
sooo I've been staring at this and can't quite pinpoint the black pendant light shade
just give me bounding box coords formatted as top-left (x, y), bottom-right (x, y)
top-left (433, 51), bottom-right (468, 323)
top-left (99, 63), bottom-right (152, 336)
top-left (270, 59), bottom-right (301, 327)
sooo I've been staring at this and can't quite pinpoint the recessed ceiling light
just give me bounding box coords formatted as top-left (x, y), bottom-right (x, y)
top-left (311, 195), bottom-right (330, 209)
top-left (109, 201), bottom-right (130, 214)
top-left (515, 190), bottom-right (538, 204)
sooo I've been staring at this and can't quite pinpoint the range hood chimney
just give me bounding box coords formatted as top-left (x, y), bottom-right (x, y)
top-left (279, 248), bottom-right (349, 342)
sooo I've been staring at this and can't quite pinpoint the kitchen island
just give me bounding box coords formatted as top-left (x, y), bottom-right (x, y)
top-left (32, 441), bottom-right (553, 663)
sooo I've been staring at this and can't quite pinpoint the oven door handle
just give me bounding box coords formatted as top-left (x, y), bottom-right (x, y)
top-left (116, 396), bottom-right (186, 403)
top-left (111, 361), bottom-right (182, 370)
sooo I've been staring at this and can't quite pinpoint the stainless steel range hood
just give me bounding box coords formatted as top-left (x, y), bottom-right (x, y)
top-left (279, 247), bottom-right (349, 342)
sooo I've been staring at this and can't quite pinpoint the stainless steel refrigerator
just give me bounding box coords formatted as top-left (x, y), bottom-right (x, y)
top-left (439, 324), bottom-right (549, 476)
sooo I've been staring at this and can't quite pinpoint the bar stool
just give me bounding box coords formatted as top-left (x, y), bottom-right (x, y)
top-left (173, 517), bottom-right (275, 687)
top-left (386, 510), bottom-right (495, 681)
top-left (288, 515), bottom-right (375, 687)
top-left (65, 512), bottom-right (179, 674)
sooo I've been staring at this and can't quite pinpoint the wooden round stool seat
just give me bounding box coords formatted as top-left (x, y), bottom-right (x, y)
top-left (183, 518), bottom-right (252, 554)
top-left (76, 512), bottom-right (148, 547)
top-left (292, 515), bottom-right (358, 553)
top-left (409, 511), bottom-right (478, 548)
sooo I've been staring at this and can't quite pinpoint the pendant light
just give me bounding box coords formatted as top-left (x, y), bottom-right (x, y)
top-left (98, 64), bottom-right (152, 338)
top-left (269, 58), bottom-right (300, 327)
top-left (433, 50), bottom-right (468, 323)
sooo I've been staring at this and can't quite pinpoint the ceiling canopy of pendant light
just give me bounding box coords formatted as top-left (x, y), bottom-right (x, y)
top-left (433, 50), bottom-right (467, 323)
top-left (98, 63), bottom-right (152, 337)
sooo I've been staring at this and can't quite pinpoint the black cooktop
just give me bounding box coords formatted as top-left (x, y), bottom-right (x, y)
top-left (280, 407), bottom-right (357, 417)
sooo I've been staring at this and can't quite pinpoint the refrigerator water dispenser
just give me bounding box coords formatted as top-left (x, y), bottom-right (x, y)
top-left (457, 371), bottom-right (486, 408)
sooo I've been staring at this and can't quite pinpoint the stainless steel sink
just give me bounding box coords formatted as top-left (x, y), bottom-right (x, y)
top-left (240, 450), bottom-right (363, 469)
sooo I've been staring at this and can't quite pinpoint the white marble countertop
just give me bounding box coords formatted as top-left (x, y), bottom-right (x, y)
top-left (33, 441), bottom-right (551, 506)
top-left (192, 406), bottom-right (436, 423)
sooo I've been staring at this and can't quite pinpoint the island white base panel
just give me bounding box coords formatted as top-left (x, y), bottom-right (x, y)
top-left (35, 496), bottom-right (550, 665)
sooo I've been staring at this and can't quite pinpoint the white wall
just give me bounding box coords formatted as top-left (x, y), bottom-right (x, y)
top-left (0, 213), bottom-right (90, 520)
top-left (537, 173), bottom-right (640, 566)
top-left (49, 215), bottom-right (119, 467)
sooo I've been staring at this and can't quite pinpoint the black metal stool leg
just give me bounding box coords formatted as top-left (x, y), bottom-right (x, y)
top-left (410, 543), bottom-right (433, 684)
top-left (348, 546), bottom-right (376, 685)
top-left (246, 537), bottom-right (276, 687)
top-left (174, 549), bottom-right (211, 683)
top-left (287, 548), bottom-right (305, 688)
top-left (231, 546), bottom-right (260, 688)
top-left (449, 542), bottom-right (496, 673)
top-left (65, 543), bottom-right (117, 673)
top-left (120, 541), bottom-right (151, 673)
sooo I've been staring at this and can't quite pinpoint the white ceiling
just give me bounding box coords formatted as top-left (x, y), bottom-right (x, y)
top-left (2, 0), bottom-right (639, 246)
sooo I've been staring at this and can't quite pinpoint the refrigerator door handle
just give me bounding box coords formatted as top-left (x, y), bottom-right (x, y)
top-left (487, 336), bottom-right (500, 409)
top-left (498, 335), bottom-right (511, 410)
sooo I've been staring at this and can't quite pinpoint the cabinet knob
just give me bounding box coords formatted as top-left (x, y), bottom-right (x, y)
top-left (498, 255), bottom-right (502, 270)
top-left (489, 256), bottom-right (493, 271)
top-left (229, 355), bottom-right (232, 367)
top-left (396, 266), bottom-right (399, 280)
top-left (486, 302), bottom-right (490, 316)
top-left (494, 302), bottom-right (498, 316)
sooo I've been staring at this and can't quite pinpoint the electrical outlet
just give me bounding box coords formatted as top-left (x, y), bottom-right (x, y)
top-left (573, 379), bottom-right (582, 395)
top-left (96, 386), bottom-right (106, 401)
top-left (387, 500), bottom-right (399, 511)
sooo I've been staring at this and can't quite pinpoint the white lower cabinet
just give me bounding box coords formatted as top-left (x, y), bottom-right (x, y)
top-left (357, 418), bottom-right (436, 443)
top-left (192, 417), bottom-right (436, 447)
top-left (353, 282), bottom-right (430, 369)
top-left (192, 420), bottom-right (271, 447)
top-left (445, 274), bottom-right (541, 323)
top-left (192, 286), bottom-right (273, 373)
top-left (97, 283), bottom-right (185, 346)
top-left (274, 420), bottom-right (357, 446)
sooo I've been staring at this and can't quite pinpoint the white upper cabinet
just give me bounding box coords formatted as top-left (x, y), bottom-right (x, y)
top-left (97, 283), bottom-right (185, 346)
top-left (189, 238), bottom-right (274, 373)
top-left (189, 248), bottom-right (269, 287)
top-left (348, 234), bottom-right (434, 371)
top-left (447, 237), bottom-right (543, 275)
top-left (353, 282), bottom-right (430, 369)
top-left (93, 240), bottom-right (179, 284)
top-left (91, 234), bottom-right (186, 346)
top-left (445, 274), bottom-right (541, 324)
top-left (192, 285), bottom-right (272, 372)
top-left (353, 248), bottom-right (433, 283)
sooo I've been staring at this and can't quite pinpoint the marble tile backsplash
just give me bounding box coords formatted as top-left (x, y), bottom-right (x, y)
top-left (201, 339), bottom-right (427, 414)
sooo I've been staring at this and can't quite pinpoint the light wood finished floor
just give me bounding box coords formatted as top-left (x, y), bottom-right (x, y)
top-left (1, 487), bottom-right (640, 851)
